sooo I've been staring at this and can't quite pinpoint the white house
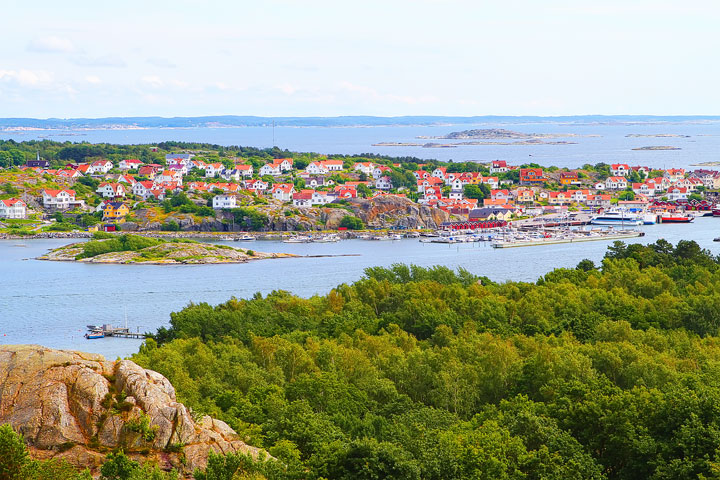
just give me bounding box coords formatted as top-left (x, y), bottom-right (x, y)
top-left (320, 160), bottom-right (344, 171)
top-left (96, 182), bottom-right (126, 198)
top-left (312, 190), bottom-right (332, 205)
top-left (432, 167), bottom-right (447, 180)
top-left (119, 159), bottom-right (143, 170)
top-left (370, 166), bottom-right (390, 179)
top-left (132, 181), bottom-right (155, 199)
top-left (667, 186), bottom-right (688, 201)
top-left (606, 177), bottom-right (628, 190)
top-left (243, 179), bottom-right (269, 192)
top-left (354, 162), bottom-right (375, 175)
top-left (490, 160), bottom-right (508, 174)
top-left (306, 162), bottom-right (330, 175)
top-left (293, 190), bottom-right (313, 207)
top-left (212, 194), bottom-right (237, 210)
top-left (154, 170), bottom-right (183, 186)
top-left (0, 198), bottom-right (26, 219)
top-left (42, 189), bottom-right (76, 210)
top-left (375, 176), bottom-right (393, 190)
top-left (236, 164), bottom-right (253, 177)
top-left (611, 164), bottom-right (630, 177)
top-left (259, 163), bottom-right (282, 176)
top-left (270, 183), bottom-right (295, 202)
top-left (203, 163), bottom-right (224, 178)
top-left (89, 160), bottom-right (113, 174)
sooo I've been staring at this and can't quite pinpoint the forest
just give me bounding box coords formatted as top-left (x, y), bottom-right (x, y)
top-left (123, 239), bottom-right (720, 479)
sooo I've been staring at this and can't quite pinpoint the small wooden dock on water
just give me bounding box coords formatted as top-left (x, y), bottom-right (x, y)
top-left (86, 324), bottom-right (149, 339)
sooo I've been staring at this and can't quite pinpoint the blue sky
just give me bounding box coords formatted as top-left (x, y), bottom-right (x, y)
top-left (2, 0), bottom-right (719, 118)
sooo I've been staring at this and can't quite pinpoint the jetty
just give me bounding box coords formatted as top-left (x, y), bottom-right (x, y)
top-left (491, 230), bottom-right (643, 248)
top-left (85, 324), bottom-right (149, 339)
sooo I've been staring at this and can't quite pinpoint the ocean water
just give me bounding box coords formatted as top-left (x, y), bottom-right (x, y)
top-left (2, 217), bottom-right (720, 359)
top-left (3, 121), bottom-right (720, 170)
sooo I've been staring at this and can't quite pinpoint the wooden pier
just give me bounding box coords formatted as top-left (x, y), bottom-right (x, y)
top-left (86, 325), bottom-right (149, 339)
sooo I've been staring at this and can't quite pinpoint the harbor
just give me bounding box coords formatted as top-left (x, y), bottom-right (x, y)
top-left (84, 324), bottom-right (149, 340)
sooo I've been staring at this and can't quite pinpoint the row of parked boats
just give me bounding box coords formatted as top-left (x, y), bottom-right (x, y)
top-left (590, 210), bottom-right (696, 225)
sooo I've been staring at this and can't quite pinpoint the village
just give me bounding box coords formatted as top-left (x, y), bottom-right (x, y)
top-left (1, 147), bottom-right (719, 235)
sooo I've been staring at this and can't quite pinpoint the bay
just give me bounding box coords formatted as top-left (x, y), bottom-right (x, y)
top-left (2, 217), bottom-right (720, 358)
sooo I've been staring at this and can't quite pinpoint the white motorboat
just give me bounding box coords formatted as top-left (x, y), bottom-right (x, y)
top-left (590, 210), bottom-right (643, 226)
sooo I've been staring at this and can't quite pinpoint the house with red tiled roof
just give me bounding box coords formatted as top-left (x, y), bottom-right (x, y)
top-left (88, 160), bottom-right (113, 174)
top-left (42, 189), bottom-right (76, 209)
top-left (132, 181), bottom-right (156, 199)
top-left (119, 159), bottom-right (143, 170)
top-left (270, 183), bottom-right (295, 201)
top-left (520, 168), bottom-right (546, 185)
top-left (611, 164), bottom-right (630, 177)
top-left (96, 182), bottom-right (126, 198)
top-left (490, 160), bottom-right (508, 174)
top-left (243, 179), bottom-right (269, 192)
top-left (0, 198), bottom-right (26, 219)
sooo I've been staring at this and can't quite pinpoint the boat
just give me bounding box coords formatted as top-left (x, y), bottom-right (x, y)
top-left (713, 208), bottom-right (720, 217)
top-left (390, 234), bottom-right (402, 240)
top-left (236, 235), bottom-right (255, 241)
top-left (283, 236), bottom-right (311, 243)
top-left (590, 210), bottom-right (643, 226)
top-left (642, 213), bottom-right (657, 225)
top-left (85, 331), bottom-right (104, 339)
top-left (714, 237), bottom-right (720, 242)
top-left (658, 213), bottom-right (694, 223)
top-left (86, 324), bottom-right (101, 331)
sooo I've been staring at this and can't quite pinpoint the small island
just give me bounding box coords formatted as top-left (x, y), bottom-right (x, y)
top-left (38, 233), bottom-right (296, 264)
top-left (631, 145), bottom-right (681, 151)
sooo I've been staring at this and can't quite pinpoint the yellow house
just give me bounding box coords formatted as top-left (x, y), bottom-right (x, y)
top-left (102, 202), bottom-right (130, 222)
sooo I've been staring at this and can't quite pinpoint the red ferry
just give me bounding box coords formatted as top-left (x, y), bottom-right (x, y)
top-left (659, 213), bottom-right (694, 223)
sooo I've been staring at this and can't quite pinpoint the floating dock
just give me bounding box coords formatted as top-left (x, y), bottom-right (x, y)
top-left (491, 231), bottom-right (644, 248)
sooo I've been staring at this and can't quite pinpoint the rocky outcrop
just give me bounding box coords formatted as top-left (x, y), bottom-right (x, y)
top-left (349, 196), bottom-right (453, 229)
top-left (0, 345), bottom-right (264, 476)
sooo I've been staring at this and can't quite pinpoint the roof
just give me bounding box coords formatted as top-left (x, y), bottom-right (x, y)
top-left (43, 189), bottom-right (75, 197)
top-left (293, 190), bottom-right (314, 200)
top-left (105, 202), bottom-right (127, 209)
top-left (1, 198), bottom-right (25, 207)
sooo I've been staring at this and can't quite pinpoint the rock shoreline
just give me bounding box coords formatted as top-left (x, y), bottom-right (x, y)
top-left (37, 240), bottom-right (297, 265)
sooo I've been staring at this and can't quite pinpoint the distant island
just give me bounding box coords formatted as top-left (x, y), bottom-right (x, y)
top-left (38, 234), bottom-right (294, 264)
top-left (4, 115), bottom-right (720, 130)
top-left (626, 134), bottom-right (690, 138)
top-left (421, 128), bottom-right (591, 140)
top-left (632, 145), bottom-right (681, 151)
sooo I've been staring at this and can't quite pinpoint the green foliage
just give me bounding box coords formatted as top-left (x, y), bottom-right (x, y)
top-left (76, 234), bottom-right (162, 259)
top-left (133, 242), bottom-right (720, 480)
top-left (125, 413), bottom-right (157, 442)
top-left (463, 184), bottom-right (490, 200)
top-left (338, 215), bottom-right (363, 230)
top-left (161, 220), bottom-right (180, 232)
top-left (100, 451), bottom-right (177, 480)
top-left (230, 208), bottom-right (269, 231)
top-left (0, 424), bottom-right (91, 480)
top-left (0, 424), bottom-right (28, 480)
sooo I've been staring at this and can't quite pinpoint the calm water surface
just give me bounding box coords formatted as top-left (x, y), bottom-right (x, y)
top-left (4, 122), bottom-right (720, 170)
top-left (1, 217), bottom-right (719, 358)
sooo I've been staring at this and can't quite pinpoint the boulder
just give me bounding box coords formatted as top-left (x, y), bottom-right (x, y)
top-left (0, 345), bottom-right (264, 476)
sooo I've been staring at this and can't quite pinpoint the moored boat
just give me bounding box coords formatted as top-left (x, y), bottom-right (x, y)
top-left (658, 213), bottom-right (694, 223)
top-left (590, 210), bottom-right (642, 226)
top-left (85, 331), bottom-right (104, 339)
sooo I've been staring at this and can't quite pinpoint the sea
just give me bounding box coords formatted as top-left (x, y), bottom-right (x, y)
top-left (3, 119), bottom-right (720, 170)
top-left (2, 120), bottom-right (720, 358)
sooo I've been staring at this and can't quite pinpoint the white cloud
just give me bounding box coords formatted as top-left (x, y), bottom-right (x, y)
top-left (27, 36), bottom-right (75, 53)
top-left (0, 69), bottom-right (53, 87)
top-left (141, 75), bottom-right (165, 88)
top-left (85, 75), bottom-right (102, 84)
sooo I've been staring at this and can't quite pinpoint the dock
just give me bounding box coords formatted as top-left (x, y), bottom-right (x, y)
top-left (86, 324), bottom-right (149, 339)
top-left (491, 231), bottom-right (644, 248)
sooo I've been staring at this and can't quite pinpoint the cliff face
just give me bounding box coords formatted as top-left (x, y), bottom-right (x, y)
top-left (349, 196), bottom-right (452, 229)
top-left (0, 345), bottom-right (262, 476)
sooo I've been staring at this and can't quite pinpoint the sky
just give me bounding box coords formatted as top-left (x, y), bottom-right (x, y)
top-left (2, 0), bottom-right (720, 118)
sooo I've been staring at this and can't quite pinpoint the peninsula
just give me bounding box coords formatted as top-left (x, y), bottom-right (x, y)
top-left (38, 233), bottom-right (295, 264)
